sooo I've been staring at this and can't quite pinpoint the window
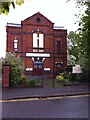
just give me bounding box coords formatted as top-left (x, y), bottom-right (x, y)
top-left (33, 49), bottom-right (38, 52)
top-left (39, 49), bottom-right (44, 52)
top-left (56, 63), bottom-right (61, 68)
top-left (57, 39), bottom-right (61, 53)
top-left (56, 62), bottom-right (62, 69)
top-left (33, 49), bottom-right (44, 52)
top-left (36, 18), bottom-right (41, 22)
top-left (33, 33), bottom-right (44, 52)
top-left (33, 33), bottom-right (38, 48)
top-left (14, 37), bottom-right (18, 51)
top-left (39, 34), bottom-right (43, 48)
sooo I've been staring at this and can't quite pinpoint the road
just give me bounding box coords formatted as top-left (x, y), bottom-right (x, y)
top-left (2, 95), bottom-right (89, 118)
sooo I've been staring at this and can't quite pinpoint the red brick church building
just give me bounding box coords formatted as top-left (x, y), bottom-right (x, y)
top-left (6, 12), bottom-right (67, 77)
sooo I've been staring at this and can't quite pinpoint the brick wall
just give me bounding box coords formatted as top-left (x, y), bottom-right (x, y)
top-left (6, 12), bottom-right (67, 77)
top-left (2, 63), bottom-right (10, 88)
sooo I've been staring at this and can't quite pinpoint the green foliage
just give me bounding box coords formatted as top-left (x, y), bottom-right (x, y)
top-left (64, 78), bottom-right (71, 85)
top-left (64, 73), bottom-right (78, 85)
top-left (19, 75), bottom-right (27, 85)
top-left (56, 73), bottom-right (76, 85)
top-left (3, 52), bottom-right (24, 86)
top-left (56, 73), bottom-right (64, 82)
top-left (16, 0), bottom-right (24, 5)
top-left (77, 3), bottom-right (90, 59)
top-left (0, 0), bottom-right (24, 15)
top-left (0, 2), bottom-right (11, 15)
top-left (67, 31), bottom-right (81, 64)
top-left (67, 1), bottom-right (90, 82)
top-left (77, 67), bottom-right (89, 83)
top-left (26, 79), bottom-right (37, 86)
top-left (67, 54), bottom-right (76, 66)
top-left (67, 0), bottom-right (90, 83)
top-left (65, 73), bottom-right (74, 81)
top-left (76, 1), bottom-right (90, 82)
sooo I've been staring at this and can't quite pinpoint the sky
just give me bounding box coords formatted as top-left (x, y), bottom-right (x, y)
top-left (0, 0), bottom-right (80, 58)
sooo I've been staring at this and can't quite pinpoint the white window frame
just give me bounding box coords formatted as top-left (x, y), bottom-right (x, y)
top-left (14, 38), bottom-right (18, 51)
top-left (33, 33), bottom-right (44, 48)
top-left (39, 34), bottom-right (44, 48)
top-left (33, 33), bottom-right (38, 48)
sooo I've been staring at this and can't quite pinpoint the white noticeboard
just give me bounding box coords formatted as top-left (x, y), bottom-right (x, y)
top-left (72, 65), bottom-right (82, 73)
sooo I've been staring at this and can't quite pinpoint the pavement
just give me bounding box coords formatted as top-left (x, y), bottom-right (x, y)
top-left (2, 84), bottom-right (90, 100)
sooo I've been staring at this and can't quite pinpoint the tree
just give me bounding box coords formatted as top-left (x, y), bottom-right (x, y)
top-left (67, 54), bottom-right (76, 66)
top-left (3, 52), bottom-right (25, 86)
top-left (67, 0), bottom-right (90, 56)
top-left (67, 31), bottom-right (80, 62)
top-left (67, 0), bottom-right (90, 63)
top-left (67, 0), bottom-right (90, 82)
top-left (75, 1), bottom-right (90, 81)
top-left (67, 31), bottom-right (88, 67)
top-left (78, 2), bottom-right (90, 57)
top-left (0, 0), bottom-right (24, 15)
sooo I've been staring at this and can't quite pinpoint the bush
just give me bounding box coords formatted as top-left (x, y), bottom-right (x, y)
top-left (64, 73), bottom-right (80, 85)
top-left (64, 78), bottom-right (71, 84)
top-left (3, 52), bottom-right (24, 86)
top-left (56, 73), bottom-right (64, 82)
top-left (65, 73), bottom-right (73, 81)
top-left (19, 75), bottom-right (27, 85)
top-left (77, 68), bottom-right (89, 83)
top-left (26, 79), bottom-right (37, 86)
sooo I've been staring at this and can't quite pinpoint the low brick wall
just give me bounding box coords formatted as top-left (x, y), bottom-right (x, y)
top-left (2, 63), bottom-right (10, 88)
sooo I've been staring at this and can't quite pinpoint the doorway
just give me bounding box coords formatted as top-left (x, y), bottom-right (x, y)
top-left (33, 61), bottom-right (43, 76)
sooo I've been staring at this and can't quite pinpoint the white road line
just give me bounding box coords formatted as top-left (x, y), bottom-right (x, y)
top-left (0, 94), bottom-right (89, 103)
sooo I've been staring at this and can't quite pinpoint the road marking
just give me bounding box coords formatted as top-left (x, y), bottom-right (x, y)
top-left (47, 94), bottom-right (89, 100)
top-left (1, 94), bottom-right (90, 103)
top-left (0, 98), bottom-right (39, 103)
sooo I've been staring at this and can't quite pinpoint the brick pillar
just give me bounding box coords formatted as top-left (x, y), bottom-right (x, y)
top-left (2, 63), bottom-right (10, 88)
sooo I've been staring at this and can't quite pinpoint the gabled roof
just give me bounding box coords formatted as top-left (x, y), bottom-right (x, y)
top-left (23, 12), bottom-right (54, 24)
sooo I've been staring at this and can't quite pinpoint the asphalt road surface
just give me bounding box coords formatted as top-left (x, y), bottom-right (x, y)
top-left (2, 95), bottom-right (89, 118)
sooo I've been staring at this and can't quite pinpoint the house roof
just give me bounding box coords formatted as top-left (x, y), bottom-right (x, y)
top-left (6, 23), bottom-right (21, 27)
top-left (23, 12), bottom-right (54, 24)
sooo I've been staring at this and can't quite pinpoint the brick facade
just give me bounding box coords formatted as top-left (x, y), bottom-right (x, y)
top-left (6, 12), bottom-right (67, 77)
top-left (2, 63), bottom-right (10, 88)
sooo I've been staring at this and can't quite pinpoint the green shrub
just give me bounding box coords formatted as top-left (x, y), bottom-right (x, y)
top-left (64, 73), bottom-right (78, 85)
top-left (64, 78), bottom-right (70, 84)
top-left (79, 68), bottom-right (89, 83)
top-left (65, 73), bottom-right (76, 81)
top-left (19, 75), bottom-right (27, 85)
top-left (2, 52), bottom-right (24, 86)
top-left (56, 73), bottom-right (64, 82)
top-left (26, 79), bottom-right (37, 86)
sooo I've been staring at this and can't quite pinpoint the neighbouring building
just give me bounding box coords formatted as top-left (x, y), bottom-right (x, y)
top-left (6, 12), bottom-right (67, 77)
